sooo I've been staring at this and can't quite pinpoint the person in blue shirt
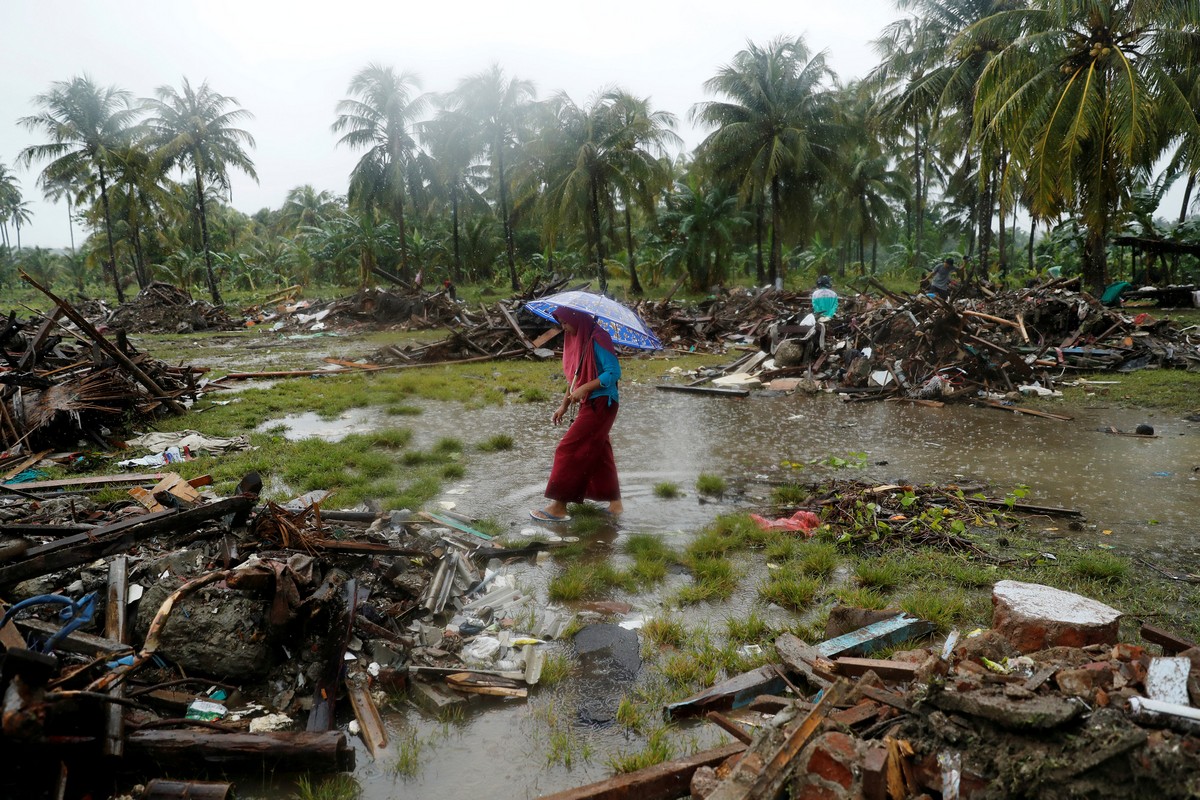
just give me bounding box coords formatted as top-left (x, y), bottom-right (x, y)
top-left (531, 307), bottom-right (623, 522)
top-left (811, 275), bottom-right (839, 319)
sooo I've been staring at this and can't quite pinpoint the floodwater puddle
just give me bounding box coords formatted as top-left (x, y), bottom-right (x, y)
top-left (240, 384), bottom-right (1199, 799)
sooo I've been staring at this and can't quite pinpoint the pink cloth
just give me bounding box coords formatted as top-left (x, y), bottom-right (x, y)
top-left (554, 307), bottom-right (616, 390)
top-left (750, 509), bottom-right (822, 534)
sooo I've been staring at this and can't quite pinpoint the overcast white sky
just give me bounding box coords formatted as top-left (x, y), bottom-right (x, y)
top-left (3, 0), bottom-right (903, 249)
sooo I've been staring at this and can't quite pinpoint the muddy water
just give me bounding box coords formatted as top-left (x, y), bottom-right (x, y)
top-left (247, 386), bottom-right (1200, 799)
top-left (267, 384), bottom-right (1200, 555)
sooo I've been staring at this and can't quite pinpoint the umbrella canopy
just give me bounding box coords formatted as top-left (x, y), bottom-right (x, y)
top-left (524, 290), bottom-right (662, 350)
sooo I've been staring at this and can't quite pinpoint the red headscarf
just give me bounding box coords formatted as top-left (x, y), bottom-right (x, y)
top-left (553, 307), bottom-right (617, 389)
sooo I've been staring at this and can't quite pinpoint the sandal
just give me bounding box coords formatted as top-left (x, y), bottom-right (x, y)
top-left (530, 509), bottom-right (572, 523)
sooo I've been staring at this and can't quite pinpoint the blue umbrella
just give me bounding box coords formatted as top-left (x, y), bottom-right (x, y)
top-left (524, 290), bottom-right (662, 350)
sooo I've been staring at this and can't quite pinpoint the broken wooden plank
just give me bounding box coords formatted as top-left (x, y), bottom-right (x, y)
top-left (655, 384), bottom-right (751, 398)
top-left (445, 671), bottom-right (528, 698)
top-left (856, 684), bottom-right (911, 713)
top-left (666, 664), bottom-right (787, 719)
top-left (105, 555), bottom-right (130, 757)
top-left (536, 741), bottom-right (746, 800)
top-left (14, 618), bottom-right (133, 657)
top-left (815, 613), bottom-right (936, 659)
top-left (705, 711), bottom-right (754, 744)
top-left (775, 634), bottom-right (835, 689)
top-left (5, 472), bottom-right (212, 491)
top-left (1140, 624), bottom-right (1199, 656)
top-left (833, 656), bottom-right (919, 682)
top-left (978, 399), bottom-right (1073, 421)
top-left (966, 497), bottom-right (1083, 517)
top-left (707, 679), bottom-right (850, 800)
top-left (125, 730), bottom-right (354, 773)
top-left (346, 667), bottom-right (388, 758)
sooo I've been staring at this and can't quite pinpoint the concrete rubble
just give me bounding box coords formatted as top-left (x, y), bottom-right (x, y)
top-left (545, 584), bottom-right (1200, 800)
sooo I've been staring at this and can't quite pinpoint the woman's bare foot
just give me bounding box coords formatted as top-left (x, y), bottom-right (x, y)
top-left (544, 501), bottom-right (570, 517)
top-left (607, 500), bottom-right (624, 515)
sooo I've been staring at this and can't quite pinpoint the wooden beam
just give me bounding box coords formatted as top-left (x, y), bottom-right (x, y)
top-left (536, 741), bottom-right (745, 800)
top-left (666, 665), bottom-right (787, 719)
top-left (1141, 624), bottom-right (1199, 656)
top-left (832, 657), bottom-right (918, 682)
top-left (14, 618), bottom-right (132, 657)
top-left (5, 473), bottom-right (212, 491)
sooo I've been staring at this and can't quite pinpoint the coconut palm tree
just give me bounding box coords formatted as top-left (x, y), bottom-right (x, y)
top-left (279, 185), bottom-right (340, 233)
top-left (332, 64), bottom-right (425, 283)
top-left (603, 90), bottom-right (680, 295)
top-left (418, 106), bottom-right (488, 283)
top-left (0, 163), bottom-right (22, 251)
top-left (7, 200), bottom-right (33, 252)
top-left (692, 36), bottom-right (838, 288)
top-left (968, 0), bottom-right (1200, 292)
top-left (143, 77), bottom-right (258, 304)
top-left (18, 75), bottom-right (139, 301)
top-left (454, 65), bottom-right (536, 291)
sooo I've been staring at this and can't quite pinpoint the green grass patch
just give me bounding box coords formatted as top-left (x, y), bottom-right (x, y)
top-left (385, 403), bottom-right (423, 416)
top-left (293, 774), bottom-right (361, 800)
top-left (607, 726), bottom-right (675, 774)
top-left (393, 729), bottom-right (423, 778)
top-left (725, 612), bottom-right (772, 645)
top-left (696, 472), bottom-right (728, 496)
top-left (1054, 367), bottom-right (1200, 413)
top-left (520, 387), bottom-right (551, 403)
top-left (676, 557), bottom-right (738, 605)
top-left (900, 589), bottom-right (968, 632)
top-left (642, 615), bottom-right (688, 648)
top-left (548, 562), bottom-right (633, 601)
top-left (477, 433), bottom-right (514, 452)
top-left (797, 542), bottom-right (840, 577)
top-left (539, 652), bottom-right (573, 686)
top-left (654, 482), bottom-right (682, 499)
top-left (758, 566), bottom-right (821, 611)
top-left (833, 586), bottom-right (891, 610)
top-left (771, 484), bottom-right (809, 506)
top-left (1071, 551), bottom-right (1130, 582)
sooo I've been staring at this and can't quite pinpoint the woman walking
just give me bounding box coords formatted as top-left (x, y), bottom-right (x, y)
top-left (531, 307), bottom-right (623, 522)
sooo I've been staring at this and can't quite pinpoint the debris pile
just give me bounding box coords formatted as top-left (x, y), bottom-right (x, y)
top-left (678, 281), bottom-right (1200, 406)
top-left (0, 471), bottom-right (571, 797)
top-left (545, 586), bottom-right (1200, 800)
top-left (107, 282), bottom-right (239, 333)
top-left (1, 277), bottom-right (204, 452)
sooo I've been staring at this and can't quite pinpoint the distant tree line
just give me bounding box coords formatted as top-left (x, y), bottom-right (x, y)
top-left (5, 0), bottom-right (1200, 302)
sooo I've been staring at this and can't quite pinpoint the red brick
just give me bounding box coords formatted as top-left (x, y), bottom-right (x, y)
top-left (793, 784), bottom-right (843, 800)
top-left (809, 745), bottom-right (855, 789)
top-left (862, 743), bottom-right (888, 800)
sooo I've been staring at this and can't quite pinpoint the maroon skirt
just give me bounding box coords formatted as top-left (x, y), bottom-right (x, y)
top-left (544, 398), bottom-right (621, 504)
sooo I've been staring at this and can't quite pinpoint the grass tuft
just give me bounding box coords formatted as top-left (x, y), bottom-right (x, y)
top-left (394, 729), bottom-right (422, 778)
top-left (855, 559), bottom-right (904, 590)
top-left (900, 589), bottom-right (968, 632)
top-left (478, 433), bottom-right (514, 452)
top-left (540, 652), bottom-right (573, 686)
top-left (1071, 551), bottom-right (1130, 582)
top-left (607, 725), bottom-right (675, 773)
top-left (293, 775), bottom-right (361, 800)
top-left (642, 615), bottom-right (688, 648)
top-left (695, 472), bottom-right (727, 496)
top-left (654, 481), bottom-right (682, 499)
top-left (759, 566), bottom-right (821, 611)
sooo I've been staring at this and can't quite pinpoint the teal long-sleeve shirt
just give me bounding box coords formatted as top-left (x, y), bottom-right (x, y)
top-left (588, 343), bottom-right (621, 405)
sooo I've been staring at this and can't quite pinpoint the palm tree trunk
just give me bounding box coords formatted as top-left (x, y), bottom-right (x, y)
top-left (1082, 227), bottom-right (1108, 295)
top-left (1027, 217), bottom-right (1036, 274)
top-left (770, 176), bottom-right (783, 288)
top-left (1180, 173), bottom-right (1195, 224)
top-left (754, 197), bottom-right (766, 285)
top-left (624, 199), bottom-right (642, 295)
top-left (496, 141), bottom-right (518, 291)
top-left (913, 120), bottom-right (924, 271)
top-left (451, 187), bottom-right (462, 283)
top-left (15, 221), bottom-right (21, 252)
top-left (193, 161), bottom-right (221, 305)
top-left (589, 177), bottom-right (607, 292)
top-left (131, 220), bottom-right (147, 289)
top-left (97, 163), bottom-right (126, 303)
top-left (871, 237), bottom-right (877, 275)
top-left (67, 194), bottom-right (76, 256)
